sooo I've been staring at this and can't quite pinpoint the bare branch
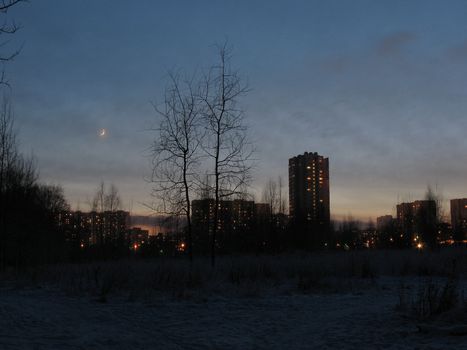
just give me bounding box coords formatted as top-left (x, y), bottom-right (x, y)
top-left (0, 1), bottom-right (25, 13)
top-left (0, 0), bottom-right (24, 85)
top-left (150, 71), bottom-right (203, 261)
top-left (199, 41), bottom-right (255, 266)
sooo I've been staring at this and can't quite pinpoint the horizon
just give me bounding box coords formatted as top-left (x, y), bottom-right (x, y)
top-left (7, 0), bottom-right (467, 220)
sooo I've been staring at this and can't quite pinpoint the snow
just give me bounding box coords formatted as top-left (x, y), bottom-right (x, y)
top-left (1, 278), bottom-right (466, 349)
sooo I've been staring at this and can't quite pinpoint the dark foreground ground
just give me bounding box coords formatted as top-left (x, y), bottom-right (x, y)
top-left (1, 278), bottom-right (466, 349)
top-left (1, 250), bottom-right (466, 349)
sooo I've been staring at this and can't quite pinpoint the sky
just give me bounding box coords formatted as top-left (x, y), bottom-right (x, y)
top-left (5, 0), bottom-right (467, 220)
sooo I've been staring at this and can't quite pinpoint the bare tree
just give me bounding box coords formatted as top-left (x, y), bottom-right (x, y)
top-left (200, 43), bottom-right (254, 266)
top-left (422, 185), bottom-right (441, 250)
top-left (261, 177), bottom-right (287, 249)
top-left (198, 173), bottom-right (212, 200)
top-left (91, 181), bottom-right (121, 212)
top-left (105, 183), bottom-right (121, 212)
top-left (38, 184), bottom-right (69, 213)
top-left (0, 0), bottom-right (27, 191)
top-left (262, 178), bottom-right (278, 215)
top-left (151, 73), bottom-right (202, 262)
top-left (0, 95), bottom-right (69, 267)
top-left (427, 184), bottom-right (444, 223)
top-left (0, 96), bottom-right (16, 267)
top-left (90, 181), bottom-right (122, 248)
top-left (0, 1), bottom-right (29, 264)
top-left (0, 1), bottom-right (24, 15)
top-left (0, 0), bottom-right (26, 85)
top-left (0, 96), bottom-right (38, 267)
top-left (92, 181), bottom-right (106, 213)
top-left (0, 96), bottom-right (16, 194)
top-left (278, 175), bottom-right (286, 215)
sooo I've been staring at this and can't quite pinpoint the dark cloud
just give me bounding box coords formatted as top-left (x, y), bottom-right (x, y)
top-left (320, 55), bottom-right (350, 74)
top-left (447, 39), bottom-right (467, 60)
top-left (375, 31), bottom-right (417, 56)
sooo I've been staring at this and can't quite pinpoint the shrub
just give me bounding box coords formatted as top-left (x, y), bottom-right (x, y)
top-left (411, 277), bottom-right (460, 320)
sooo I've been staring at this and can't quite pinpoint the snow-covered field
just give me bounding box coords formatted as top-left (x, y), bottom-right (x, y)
top-left (1, 250), bottom-right (466, 349)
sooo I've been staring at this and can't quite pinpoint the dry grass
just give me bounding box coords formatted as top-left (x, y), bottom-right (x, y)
top-left (1, 247), bottom-right (466, 300)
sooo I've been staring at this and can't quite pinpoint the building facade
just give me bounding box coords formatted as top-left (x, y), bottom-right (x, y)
top-left (57, 210), bottom-right (130, 247)
top-left (376, 215), bottom-right (393, 231)
top-left (288, 152), bottom-right (330, 230)
top-left (191, 199), bottom-right (256, 236)
top-left (191, 198), bottom-right (272, 252)
top-left (396, 200), bottom-right (437, 248)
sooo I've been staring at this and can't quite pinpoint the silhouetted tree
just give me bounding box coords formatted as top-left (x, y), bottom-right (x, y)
top-left (261, 178), bottom-right (279, 250)
top-left (91, 181), bottom-right (106, 213)
top-left (0, 96), bottom-right (22, 267)
top-left (262, 179), bottom-right (278, 215)
top-left (0, 0), bottom-right (26, 85)
top-left (0, 97), bottom-right (70, 267)
top-left (105, 183), bottom-right (121, 211)
top-left (90, 181), bottom-right (123, 253)
top-left (277, 175), bottom-right (286, 216)
top-left (419, 186), bottom-right (440, 250)
top-left (151, 72), bottom-right (202, 262)
top-left (39, 184), bottom-right (69, 213)
top-left (200, 43), bottom-right (254, 266)
top-left (91, 181), bottom-right (122, 212)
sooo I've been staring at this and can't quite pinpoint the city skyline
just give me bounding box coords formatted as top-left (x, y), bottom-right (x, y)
top-left (7, 0), bottom-right (467, 220)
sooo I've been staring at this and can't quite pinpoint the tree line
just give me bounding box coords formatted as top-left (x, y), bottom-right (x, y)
top-left (0, 97), bottom-right (70, 268)
top-left (0, 1), bottom-right (73, 269)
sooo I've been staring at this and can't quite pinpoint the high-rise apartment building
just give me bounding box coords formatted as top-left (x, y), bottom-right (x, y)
top-left (288, 152), bottom-right (330, 229)
top-left (396, 200), bottom-right (437, 247)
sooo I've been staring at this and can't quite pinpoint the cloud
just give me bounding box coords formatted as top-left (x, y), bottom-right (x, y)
top-left (320, 55), bottom-right (350, 74)
top-left (447, 39), bottom-right (467, 60)
top-left (375, 31), bottom-right (417, 56)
